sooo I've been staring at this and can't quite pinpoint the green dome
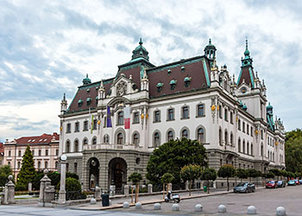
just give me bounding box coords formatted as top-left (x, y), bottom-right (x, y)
top-left (242, 104), bottom-right (247, 110)
top-left (184, 77), bottom-right (191, 82)
top-left (156, 82), bottom-right (163, 87)
top-left (131, 38), bottom-right (149, 61)
top-left (82, 74), bottom-right (91, 85)
top-left (170, 80), bottom-right (177, 85)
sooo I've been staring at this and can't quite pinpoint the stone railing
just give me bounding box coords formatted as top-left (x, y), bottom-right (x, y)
top-left (83, 143), bottom-right (143, 151)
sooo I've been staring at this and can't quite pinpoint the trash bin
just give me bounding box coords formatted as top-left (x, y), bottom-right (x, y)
top-left (101, 193), bottom-right (109, 206)
top-left (203, 186), bottom-right (207, 192)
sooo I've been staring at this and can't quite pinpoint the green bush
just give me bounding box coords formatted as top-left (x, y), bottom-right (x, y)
top-left (15, 183), bottom-right (27, 191)
top-left (65, 177), bottom-right (86, 200)
top-left (66, 172), bottom-right (79, 180)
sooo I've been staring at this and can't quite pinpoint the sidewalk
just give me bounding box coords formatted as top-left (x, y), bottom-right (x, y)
top-left (70, 189), bottom-right (234, 211)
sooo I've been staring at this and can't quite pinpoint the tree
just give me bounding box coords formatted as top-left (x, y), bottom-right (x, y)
top-left (161, 173), bottom-right (174, 199)
top-left (218, 164), bottom-right (235, 191)
top-left (270, 169), bottom-right (282, 180)
top-left (0, 165), bottom-right (12, 186)
top-left (201, 168), bottom-right (217, 194)
top-left (16, 145), bottom-right (37, 190)
top-left (65, 177), bottom-right (86, 200)
top-left (264, 172), bottom-right (275, 179)
top-left (247, 168), bottom-right (259, 182)
top-left (235, 168), bottom-right (248, 182)
top-left (146, 138), bottom-right (207, 186)
top-left (128, 172), bottom-right (142, 203)
top-left (285, 129), bottom-right (302, 174)
top-left (180, 164), bottom-right (202, 196)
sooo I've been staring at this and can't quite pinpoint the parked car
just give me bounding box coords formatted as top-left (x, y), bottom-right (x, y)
top-left (288, 180), bottom-right (296, 186)
top-left (233, 182), bottom-right (255, 193)
top-left (276, 180), bottom-right (286, 188)
top-left (299, 180), bottom-right (302, 184)
top-left (266, 181), bottom-right (277, 189)
top-left (294, 179), bottom-right (300, 185)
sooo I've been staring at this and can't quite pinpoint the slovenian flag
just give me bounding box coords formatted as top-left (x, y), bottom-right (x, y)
top-left (107, 106), bottom-right (112, 127)
top-left (124, 107), bottom-right (130, 129)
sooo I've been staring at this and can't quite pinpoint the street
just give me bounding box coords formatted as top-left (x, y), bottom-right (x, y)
top-left (0, 185), bottom-right (301, 215)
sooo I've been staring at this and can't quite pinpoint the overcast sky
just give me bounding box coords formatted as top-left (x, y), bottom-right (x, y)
top-left (0, 0), bottom-right (301, 142)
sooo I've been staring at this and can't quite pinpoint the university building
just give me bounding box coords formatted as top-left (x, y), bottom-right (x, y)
top-left (3, 133), bottom-right (60, 177)
top-left (59, 39), bottom-right (285, 192)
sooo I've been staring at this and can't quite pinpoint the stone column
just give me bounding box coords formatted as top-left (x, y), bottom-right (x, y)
top-left (185, 181), bottom-right (189, 191)
top-left (124, 185), bottom-right (129, 196)
top-left (3, 175), bottom-right (15, 204)
top-left (28, 182), bottom-right (32, 193)
top-left (148, 184), bottom-right (153, 194)
top-left (95, 186), bottom-right (101, 200)
top-left (58, 160), bottom-right (67, 205)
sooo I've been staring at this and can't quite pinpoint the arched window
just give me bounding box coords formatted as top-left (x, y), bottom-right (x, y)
top-left (224, 130), bottom-right (228, 145)
top-left (117, 111), bottom-right (124, 125)
top-left (238, 138), bottom-right (241, 152)
top-left (117, 133), bottom-right (123, 145)
top-left (261, 143), bottom-right (263, 156)
top-left (74, 139), bottom-right (79, 152)
top-left (92, 137), bottom-right (97, 145)
top-left (167, 130), bottom-right (174, 141)
top-left (243, 140), bottom-right (245, 153)
top-left (17, 161), bottom-right (21, 169)
top-left (181, 129), bottom-right (189, 138)
top-left (197, 128), bottom-right (205, 143)
top-left (83, 138), bottom-right (88, 146)
top-left (230, 133), bottom-right (233, 146)
top-left (103, 134), bottom-right (109, 144)
top-left (133, 133), bottom-right (139, 145)
top-left (219, 128), bottom-right (222, 146)
top-left (154, 132), bottom-right (160, 147)
top-left (38, 161), bottom-right (41, 170)
top-left (66, 140), bottom-right (70, 153)
top-left (55, 161), bottom-right (58, 169)
top-left (247, 142), bottom-right (249, 155)
top-left (45, 161), bottom-right (48, 169)
top-left (251, 143), bottom-right (253, 156)
top-left (182, 106), bottom-right (189, 119)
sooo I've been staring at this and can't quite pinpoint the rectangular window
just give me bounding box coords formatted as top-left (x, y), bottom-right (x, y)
top-left (154, 111), bottom-right (161, 122)
top-left (66, 123), bottom-right (71, 133)
top-left (18, 150), bottom-right (21, 157)
top-left (224, 109), bottom-right (228, 121)
top-left (243, 122), bottom-right (245, 133)
top-left (133, 112), bottom-right (140, 124)
top-left (251, 127), bottom-right (253, 137)
top-left (261, 130), bottom-right (264, 140)
top-left (56, 149), bottom-right (59, 156)
top-left (74, 162), bottom-right (78, 174)
top-left (83, 121), bottom-right (88, 131)
top-left (38, 150), bottom-right (41, 156)
top-left (219, 105), bottom-right (222, 119)
top-left (167, 108), bottom-right (175, 121)
top-left (197, 104), bottom-right (205, 117)
top-left (247, 124), bottom-right (249, 135)
top-left (238, 119), bottom-right (241, 131)
top-left (230, 112), bottom-right (233, 124)
top-left (8, 150), bottom-right (11, 157)
top-left (75, 122), bottom-right (80, 132)
top-left (45, 150), bottom-right (49, 156)
top-left (32, 150), bottom-right (35, 156)
top-left (93, 119), bottom-right (97, 130)
top-left (182, 106), bottom-right (189, 119)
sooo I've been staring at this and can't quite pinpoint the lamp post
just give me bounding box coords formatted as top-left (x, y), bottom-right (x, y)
top-left (58, 154), bottom-right (67, 204)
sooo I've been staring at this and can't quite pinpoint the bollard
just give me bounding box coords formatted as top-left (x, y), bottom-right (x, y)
top-left (172, 203), bottom-right (180, 211)
top-left (276, 206), bottom-right (286, 216)
top-left (154, 203), bottom-right (161, 210)
top-left (123, 202), bottom-right (130, 208)
top-left (218, 204), bottom-right (226, 213)
top-left (148, 184), bottom-right (153, 194)
top-left (135, 202), bottom-right (142, 209)
top-left (247, 206), bottom-right (257, 215)
top-left (90, 198), bottom-right (96, 205)
top-left (195, 204), bottom-right (203, 212)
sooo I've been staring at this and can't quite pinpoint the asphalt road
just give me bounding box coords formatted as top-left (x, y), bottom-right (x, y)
top-left (0, 185), bottom-right (301, 215)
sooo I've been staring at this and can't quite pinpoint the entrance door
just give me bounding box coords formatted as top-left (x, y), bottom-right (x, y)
top-left (88, 158), bottom-right (100, 190)
top-left (108, 158), bottom-right (127, 194)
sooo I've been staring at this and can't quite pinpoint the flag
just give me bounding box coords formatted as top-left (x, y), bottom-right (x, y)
top-left (107, 106), bottom-right (112, 127)
top-left (124, 107), bottom-right (130, 129)
top-left (91, 114), bottom-right (94, 134)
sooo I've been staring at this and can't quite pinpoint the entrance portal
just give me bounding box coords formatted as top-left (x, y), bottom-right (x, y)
top-left (108, 158), bottom-right (127, 194)
top-left (88, 157), bottom-right (100, 190)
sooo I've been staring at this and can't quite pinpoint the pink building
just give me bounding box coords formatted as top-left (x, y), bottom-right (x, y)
top-left (3, 133), bottom-right (59, 177)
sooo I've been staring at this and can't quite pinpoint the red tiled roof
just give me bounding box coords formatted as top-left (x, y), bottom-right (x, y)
top-left (0, 142), bottom-right (3, 153)
top-left (238, 66), bottom-right (255, 88)
top-left (15, 133), bottom-right (59, 145)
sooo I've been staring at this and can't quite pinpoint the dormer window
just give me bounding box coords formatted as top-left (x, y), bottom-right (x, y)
top-left (156, 82), bottom-right (163, 92)
top-left (184, 76), bottom-right (191, 87)
top-left (78, 99), bottom-right (83, 107)
top-left (87, 98), bottom-right (92, 106)
top-left (170, 80), bottom-right (177, 90)
top-left (167, 69), bottom-right (171, 75)
top-left (181, 66), bottom-right (185, 71)
top-left (87, 88), bottom-right (90, 92)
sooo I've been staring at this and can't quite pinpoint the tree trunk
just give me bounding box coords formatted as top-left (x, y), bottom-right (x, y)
top-left (189, 180), bottom-right (192, 196)
top-left (227, 177), bottom-right (229, 191)
top-left (135, 184), bottom-right (139, 203)
top-left (162, 183), bottom-right (165, 200)
top-left (131, 186), bottom-right (134, 203)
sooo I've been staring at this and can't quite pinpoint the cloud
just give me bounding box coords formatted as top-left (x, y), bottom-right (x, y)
top-left (0, 0), bottom-right (301, 140)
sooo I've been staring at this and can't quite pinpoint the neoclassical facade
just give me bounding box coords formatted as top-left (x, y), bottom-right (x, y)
top-left (59, 39), bottom-right (285, 192)
top-left (3, 133), bottom-right (60, 178)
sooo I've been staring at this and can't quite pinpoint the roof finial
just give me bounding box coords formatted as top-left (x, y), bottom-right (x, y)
top-left (245, 37), bottom-right (248, 50)
top-left (209, 38), bottom-right (212, 44)
top-left (63, 93), bottom-right (66, 101)
top-left (86, 73), bottom-right (88, 78)
top-left (139, 38), bottom-right (143, 45)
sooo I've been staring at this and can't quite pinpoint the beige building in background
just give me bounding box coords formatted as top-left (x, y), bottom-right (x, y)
top-left (3, 133), bottom-right (59, 178)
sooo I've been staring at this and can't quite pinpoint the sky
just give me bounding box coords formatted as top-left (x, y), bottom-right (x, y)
top-left (0, 0), bottom-right (301, 142)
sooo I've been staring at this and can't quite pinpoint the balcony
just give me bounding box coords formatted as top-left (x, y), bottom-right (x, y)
top-left (83, 143), bottom-right (143, 151)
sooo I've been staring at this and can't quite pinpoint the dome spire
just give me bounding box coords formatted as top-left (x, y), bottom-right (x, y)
top-left (131, 38), bottom-right (149, 61)
top-left (82, 74), bottom-right (91, 85)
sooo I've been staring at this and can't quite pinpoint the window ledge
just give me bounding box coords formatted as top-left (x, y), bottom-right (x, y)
top-left (181, 117), bottom-right (190, 120)
top-left (153, 121), bottom-right (161, 123)
top-left (196, 115), bottom-right (205, 118)
top-left (166, 119), bottom-right (175, 121)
